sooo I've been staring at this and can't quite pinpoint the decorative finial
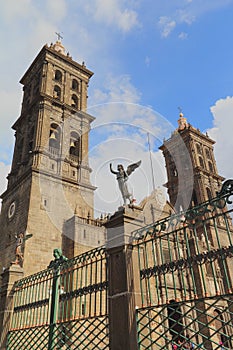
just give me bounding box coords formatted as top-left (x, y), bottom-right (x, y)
top-left (178, 106), bottom-right (183, 117)
top-left (177, 107), bottom-right (188, 131)
top-left (55, 32), bottom-right (63, 42)
top-left (52, 33), bottom-right (66, 55)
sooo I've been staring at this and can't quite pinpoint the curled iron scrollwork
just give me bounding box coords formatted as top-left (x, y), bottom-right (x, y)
top-left (217, 179), bottom-right (233, 197)
top-left (140, 246), bottom-right (233, 279)
top-left (132, 179), bottom-right (233, 242)
top-left (59, 281), bottom-right (108, 301)
top-left (217, 179), bottom-right (233, 205)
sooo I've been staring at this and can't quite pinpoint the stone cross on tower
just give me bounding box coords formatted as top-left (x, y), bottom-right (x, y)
top-left (55, 32), bottom-right (63, 41)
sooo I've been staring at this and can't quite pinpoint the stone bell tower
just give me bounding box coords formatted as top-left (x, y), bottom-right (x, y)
top-left (160, 113), bottom-right (224, 211)
top-left (0, 40), bottom-right (96, 276)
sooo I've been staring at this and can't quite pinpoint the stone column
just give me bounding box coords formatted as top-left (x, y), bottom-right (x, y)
top-left (106, 206), bottom-right (143, 350)
top-left (0, 265), bottom-right (24, 350)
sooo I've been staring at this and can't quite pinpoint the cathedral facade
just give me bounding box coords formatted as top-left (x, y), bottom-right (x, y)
top-left (0, 40), bottom-right (226, 280)
top-left (0, 41), bottom-right (233, 350)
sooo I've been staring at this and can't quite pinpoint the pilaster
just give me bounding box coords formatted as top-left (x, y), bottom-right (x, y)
top-left (0, 265), bottom-right (24, 350)
top-left (106, 206), bottom-right (143, 350)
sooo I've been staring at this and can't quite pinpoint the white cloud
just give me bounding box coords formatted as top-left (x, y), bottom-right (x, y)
top-left (89, 75), bottom-right (174, 140)
top-left (117, 8), bottom-right (139, 32)
top-left (89, 130), bottom-right (167, 215)
top-left (87, 75), bottom-right (190, 215)
top-left (178, 32), bottom-right (188, 40)
top-left (1, 0), bottom-right (33, 21)
top-left (0, 0), bottom-right (73, 165)
top-left (145, 56), bottom-right (151, 67)
top-left (158, 16), bottom-right (176, 38)
top-left (91, 75), bottom-right (141, 106)
top-left (177, 9), bottom-right (195, 25)
top-left (156, 0), bottom-right (233, 38)
top-left (208, 96), bottom-right (233, 180)
top-left (45, 0), bottom-right (67, 21)
top-left (84, 0), bottom-right (140, 32)
top-left (0, 89), bottom-right (21, 161)
top-left (158, 8), bottom-right (195, 38)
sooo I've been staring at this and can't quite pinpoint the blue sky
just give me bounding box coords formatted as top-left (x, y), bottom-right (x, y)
top-left (0, 0), bottom-right (233, 214)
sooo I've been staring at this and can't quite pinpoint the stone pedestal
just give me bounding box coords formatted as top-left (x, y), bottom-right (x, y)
top-left (106, 206), bottom-right (143, 350)
top-left (0, 264), bottom-right (24, 350)
top-left (106, 205), bottom-right (143, 249)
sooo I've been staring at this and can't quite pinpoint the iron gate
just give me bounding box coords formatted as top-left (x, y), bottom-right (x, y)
top-left (5, 180), bottom-right (233, 349)
top-left (134, 181), bottom-right (233, 349)
top-left (6, 247), bottom-right (109, 349)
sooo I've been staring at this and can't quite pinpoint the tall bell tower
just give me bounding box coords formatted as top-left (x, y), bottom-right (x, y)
top-left (160, 113), bottom-right (224, 211)
top-left (0, 40), bottom-right (96, 276)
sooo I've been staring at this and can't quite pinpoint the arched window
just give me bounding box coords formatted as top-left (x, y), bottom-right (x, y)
top-left (49, 123), bottom-right (60, 149)
top-left (192, 189), bottom-right (198, 206)
top-left (208, 161), bottom-right (213, 173)
top-left (196, 143), bottom-right (202, 154)
top-left (199, 156), bottom-right (204, 168)
top-left (69, 131), bottom-right (80, 157)
top-left (206, 187), bottom-right (212, 200)
top-left (54, 70), bottom-right (62, 82)
top-left (205, 148), bottom-right (211, 159)
top-left (53, 85), bottom-right (61, 100)
top-left (71, 94), bottom-right (79, 109)
top-left (72, 79), bottom-right (79, 91)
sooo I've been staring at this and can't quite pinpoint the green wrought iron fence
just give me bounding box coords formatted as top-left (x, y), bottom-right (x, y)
top-left (133, 180), bottom-right (233, 349)
top-left (6, 246), bottom-right (109, 349)
top-left (5, 180), bottom-right (233, 349)
top-left (137, 294), bottom-right (233, 349)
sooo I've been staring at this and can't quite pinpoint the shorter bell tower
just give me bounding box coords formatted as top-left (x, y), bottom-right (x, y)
top-left (160, 113), bottom-right (224, 211)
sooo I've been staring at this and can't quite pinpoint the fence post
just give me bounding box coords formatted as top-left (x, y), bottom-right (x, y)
top-left (48, 265), bottom-right (60, 350)
top-left (0, 265), bottom-right (24, 350)
top-left (106, 206), bottom-right (143, 350)
top-left (47, 249), bottom-right (68, 350)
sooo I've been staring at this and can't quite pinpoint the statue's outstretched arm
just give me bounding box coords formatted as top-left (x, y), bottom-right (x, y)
top-left (110, 163), bottom-right (118, 175)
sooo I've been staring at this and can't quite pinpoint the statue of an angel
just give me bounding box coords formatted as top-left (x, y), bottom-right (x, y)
top-left (11, 232), bottom-right (33, 266)
top-left (110, 161), bottom-right (141, 205)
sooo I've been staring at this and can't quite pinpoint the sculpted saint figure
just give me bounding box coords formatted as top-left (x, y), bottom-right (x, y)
top-left (14, 233), bottom-right (24, 264)
top-left (110, 161), bottom-right (141, 205)
top-left (11, 232), bottom-right (33, 266)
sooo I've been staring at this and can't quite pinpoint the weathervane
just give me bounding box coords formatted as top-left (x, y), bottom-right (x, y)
top-left (178, 106), bottom-right (183, 115)
top-left (55, 32), bottom-right (63, 41)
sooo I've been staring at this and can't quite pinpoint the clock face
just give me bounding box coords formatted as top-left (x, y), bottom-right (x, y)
top-left (8, 201), bottom-right (16, 219)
